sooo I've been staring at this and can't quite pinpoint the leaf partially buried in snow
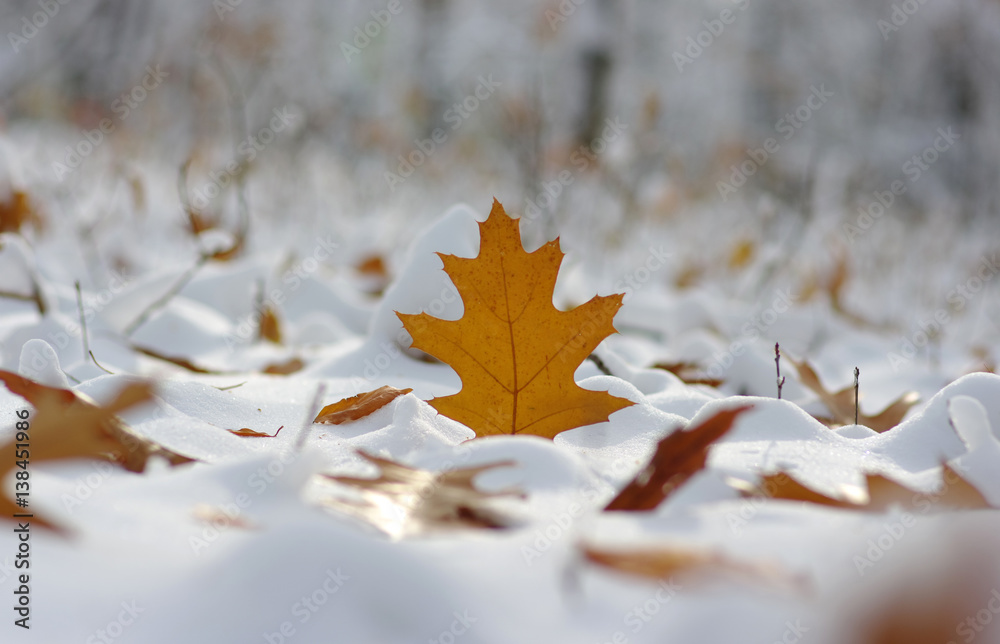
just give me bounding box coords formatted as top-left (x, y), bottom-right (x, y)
top-left (580, 543), bottom-right (800, 589)
top-left (737, 463), bottom-right (991, 511)
top-left (319, 451), bottom-right (522, 538)
top-left (789, 358), bottom-right (918, 432)
top-left (605, 406), bottom-right (753, 511)
top-left (0, 370), bottom-right (194, 530)
top-left (313, 386), bottom-right (413, 425)
top-left (397, 199), bottom-right (634, 438)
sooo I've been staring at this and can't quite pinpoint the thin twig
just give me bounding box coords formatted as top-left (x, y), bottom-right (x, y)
top-left (853, 366), bottom-right (860, 425)
top-left (587, 353), bottom-right (613, 376)
top-left (75, 281), bottom-right (90, 360)
top-left (295, 383), bottom-right (328, 453)
top-left (774, 342), bottom-right (785, 400)
top-left (76, 281), bottom-right (113, 374)
top-left (214, 381), bottom-right (247, 391)
top-left (123, 253), bottom-right (211, 337)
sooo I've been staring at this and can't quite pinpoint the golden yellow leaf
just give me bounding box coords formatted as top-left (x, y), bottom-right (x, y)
top-left (397, 199), bottom-right (634, 438)
top-left (727, 238), bottom-right (755, 269)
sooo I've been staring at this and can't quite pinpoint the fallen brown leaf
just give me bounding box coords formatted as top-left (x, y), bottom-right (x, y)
top-left (581, 543), bottom-right (801, 589)
top-left (227, 426), bottom-right (284, 438)
top-left (314, 386), bottom-right (413, 425)
top-left (261, 357), bottom-right (304, 375)
top-left (651, 361), bottom-right (724, 387)
top-left (0, 190), bottom-right (43, 234)
top-left (0, 371), bottom-right (194, 530)
top-left (320, 450), bottom-right (521, 537)
top-left (741, 463), bottom-right (991, 512)
top-left (258, 305), bottom-right (282, 344)
top-left (789, 357), bottom-right (918, 431)
top-left (605, 406), bottom-right (753, 511)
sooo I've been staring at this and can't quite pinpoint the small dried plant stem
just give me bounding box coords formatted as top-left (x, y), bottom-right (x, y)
top-left (853, 366), bottom-right (860, 425)
top-left (774, 342), bottom-right (785, 400)
top-left (123, 252), bottom-right (211, 337)
top-left (75, 281), bottom-right (112, 374)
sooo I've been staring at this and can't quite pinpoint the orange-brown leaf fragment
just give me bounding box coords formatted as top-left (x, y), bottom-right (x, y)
top-left (605, 405), bottom-right (753, 511)
top-left (740, 471), bottom-right (863, 509)
top-left (320, 450), bottom-right (521, 538)
top-left (790, 358), bottom-right (918, 431)
top-left (261, 357), bottom-right (304, 375)
top-left (0, 190), bottom-right (43, 234)
top-left (397, 199), bottom-right (634, 438)
top-left (0, 371), bottom-right (193, 530)
top-left (228, 426), bottom-right (284, 438)
top-left (742, 463), bottom-right (991, 512)
top-left (314, 386), bottom-right (413, 425)
top-left (258, 305), bottom-right (282, 344)
top-left (651, 361), bottom-right (724, 387)
top-left (581, 543), bottom-right (797, 588)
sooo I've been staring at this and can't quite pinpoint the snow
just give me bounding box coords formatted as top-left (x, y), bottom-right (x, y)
top-left (1, 0), bottom-right (999, 640)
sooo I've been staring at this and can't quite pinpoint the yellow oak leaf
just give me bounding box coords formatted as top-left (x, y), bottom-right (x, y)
top-left (397, 199), bottom-right (634, 438)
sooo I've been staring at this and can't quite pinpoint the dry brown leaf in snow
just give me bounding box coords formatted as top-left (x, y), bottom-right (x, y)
top-left (261, 357), bottom-right (304, 375)
top-left (605, 406), bottom-right (753, 511)
top-left (0, 371), bottom-right (193, 530)
top-left (314, 386), bottom-right (413, 424)
top-left (740, 463), bottom-right (991, 512)
top-left (581, 543), bottom-right (801, 589)
top-left (789, 357), bottom-right (918, 431)
top-left (320, 451), bottom-right (522, 538)
top-left (258, 305), bottom-right (282, 344)
top-left (227, 426), bottom-right (284, 438)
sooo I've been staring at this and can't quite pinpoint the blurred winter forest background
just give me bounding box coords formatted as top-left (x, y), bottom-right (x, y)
top-left (0, 0), bottom-right (998, 325)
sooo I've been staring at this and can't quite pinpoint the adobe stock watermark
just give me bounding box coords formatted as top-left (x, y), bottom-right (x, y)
top-left (189, 451), bottom-right (300, 556)
top-left (189, 106), bottom-right (298, 211)
top-left (854, 463), bottom-right (975, 575)
top-left (877, 0), bottom-right (929, 41)
top-left (947, 588), bottom-right (1000, 644)
top-left (545, 0), bottom-right (588, 31)
top-left (7, 0), bottom-right (73, 54)
top-left (706, 288), bottom-right (795, 379)
top-left (885, 253), bottom-right (998, 372)
top-left (843, 126), bottom-right (960, 243)
top-left (770, 619), bottom-right (810, 644)
top-left (673, 0), bottom-right (750, 73)
top-left (52, 66), bottom-right (169, 180)
top-left (597, 579), bottom-right (680, 644)
top-left (262, 569), bottom-right (350, 644)
top-left (224, 235), bottom-right (339, 352)
top-left (427, 610), bottom-right (477, 644)
top-left (717, 85), bottom-right (834, 201)
top-left (213, 0), bottom-right (245, 20)
top-left (384, 75), bottom-right (502, 191)
top-left (522, 116), bottom-right (628, 220)
top-left (340, 0), bottom-right (409, 61)
top-left (84, 600), bottom-right (144, 644)
top-left (60, 461), bottom-right (115, 514)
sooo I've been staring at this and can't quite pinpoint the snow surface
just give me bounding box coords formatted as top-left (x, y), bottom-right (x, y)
top-left (1, 198), bottom-right (999, 643)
